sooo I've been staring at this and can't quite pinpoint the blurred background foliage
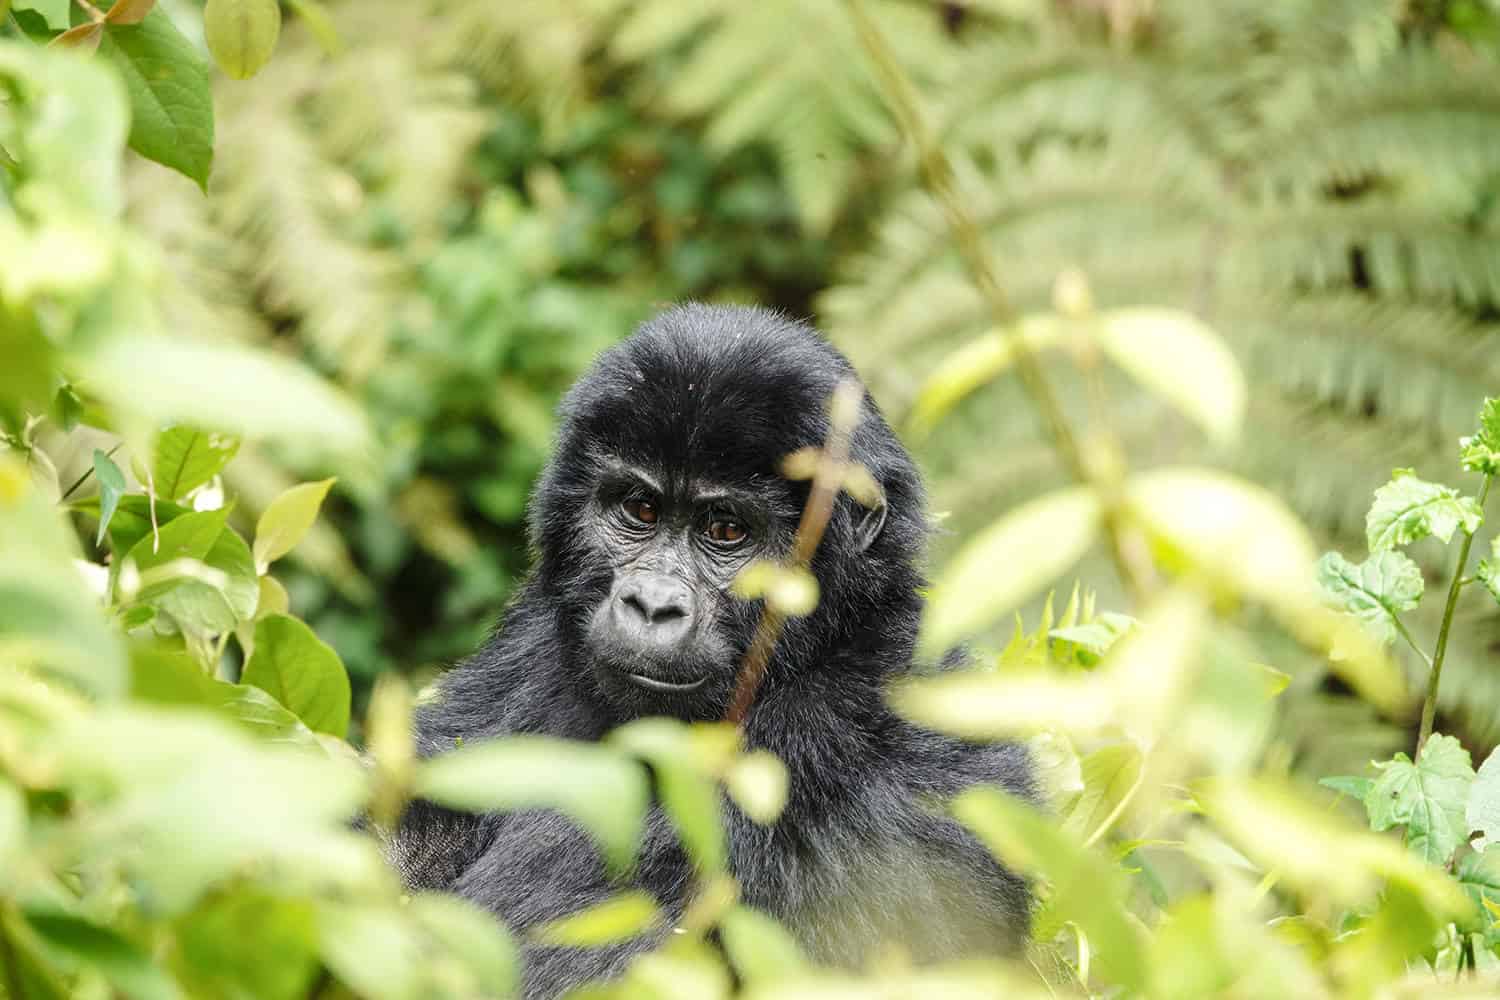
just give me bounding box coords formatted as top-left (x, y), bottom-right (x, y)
top-left (127, 0), bottom-right (1500, 760)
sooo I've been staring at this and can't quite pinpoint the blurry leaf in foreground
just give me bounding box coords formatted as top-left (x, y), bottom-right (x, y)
top-left (241, 614), bottom-right (351, 738)
top-left (1366, 469), bottom-right (1482, 552)
top-left (1316, 550), bottom-right (1424, 646)
top-left (919, 486), bottom-right (1099, 659)
top-left (954, 787), bottom-right (1146, 993)
top-left (80, 336), bottom-right (369, 454)
top-left (203, 0), bottom-right (281, 80)
top-left (1365, 734), bottom-right (1475, 866)
top-left (725, 750), bottom-right (789, 824)
top-left (533, 890), bottom-right (661, 947)
top-left (22, 911), bottom-right (182, 1000)
top-left (906, 315), bottom-right (1065, 440)
top-left (719, 905), bottom-right (807, 986)
top-left (417, 736), bottom-right (649, 871)
top-left (1093, 307), bottom-right (1245, 446)
top-left (406, 893), bottom-right (518, 998)
top-left (172, 891), bottom-right (318, 1000)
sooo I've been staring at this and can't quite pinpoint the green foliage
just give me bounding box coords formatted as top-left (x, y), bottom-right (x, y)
top-left (1316, 550), bottom-right (1424, 646)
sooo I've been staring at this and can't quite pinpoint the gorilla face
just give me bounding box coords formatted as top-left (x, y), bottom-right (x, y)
top-left (528, 304), bottom-right (926, 723)
top-left (579, 462), bottom-right (775, 719)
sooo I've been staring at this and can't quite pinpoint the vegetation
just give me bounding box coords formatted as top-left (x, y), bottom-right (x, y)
top-left (3, 0), bottom-right (1500, 997)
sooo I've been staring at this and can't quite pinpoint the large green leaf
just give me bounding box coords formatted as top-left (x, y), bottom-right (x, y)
top-left (1455, 846), bottom-right (1500, 940)
top-left (142, 524), bottom-right (259, 635)
top-left (1315, 550), bottom-right (1423, 647)
top-left (172, 892), bottom-right (319, 1000)
top-left (98, 8), bottom-right (214, 188)
top-left (152, 425), bottom-right (239, 503)
top-left (1365, 469), bottom-right (1483, 552)
top-left (240, 614), bottom-right (350, 738)
top-left (417, 736), bottom-right (650, 872)
top-left (1365, 734), bottom-right (1475, 866)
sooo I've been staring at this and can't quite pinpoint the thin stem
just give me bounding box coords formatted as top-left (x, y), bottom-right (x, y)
top-left (1417, 474), bottom-right (1493, 755)
top-left (58, 443), bottom-right (122, 503)
top-left (725, 381), bottom-right (861, 725)
top-left (843, 0), bottom-right (1151, 602)
top-left (1460, 933), bottom-right (1476, 979)
top-left (1390, 614), bottom-right (1433, 670)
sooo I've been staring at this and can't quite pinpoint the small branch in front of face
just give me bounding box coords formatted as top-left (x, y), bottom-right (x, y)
top-left (725, 379), bottom-right (864, 726)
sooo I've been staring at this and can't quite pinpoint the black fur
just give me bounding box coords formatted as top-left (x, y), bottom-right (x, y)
top-left (389, 304), bottom-right (1034, 997)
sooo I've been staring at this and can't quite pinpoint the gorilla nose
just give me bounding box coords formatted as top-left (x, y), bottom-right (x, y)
top-left (615, 574), bottom-right (692, 639)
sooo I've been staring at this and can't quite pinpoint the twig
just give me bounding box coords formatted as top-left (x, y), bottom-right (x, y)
top-left (843, 0), bottom-right (1153, 602)
top-left (59, 443), bottom-right (122, 503)
top-left (1417, 474), bottom-right (1492, 755)
top-left (725, 380), bottom-right (863, 725)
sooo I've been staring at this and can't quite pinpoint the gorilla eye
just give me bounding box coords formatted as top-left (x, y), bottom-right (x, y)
top-left (622, 498), bottom-right (658, 525)
top-left (706, 517), bottom-right (747, 545)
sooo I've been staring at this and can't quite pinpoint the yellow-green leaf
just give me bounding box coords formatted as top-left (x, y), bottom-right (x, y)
top-left (533, 891), bottom-right (660, 947)
top-left (203, 0), bottom-right (281, 80)
top-left (240, 614), bottom-right (350, 738)
top-left (907, 315), bottom-right (1065, 440)
top-left (253, 478), bottom-right (335, 574)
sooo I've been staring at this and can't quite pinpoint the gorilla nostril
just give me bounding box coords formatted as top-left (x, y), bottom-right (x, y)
top-left (618, 576), bottom-right (691, 629)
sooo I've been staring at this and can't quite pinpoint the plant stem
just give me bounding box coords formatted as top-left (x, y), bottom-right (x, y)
top-left (843, 0), bottom-right (1153, 602)
top-left (1417, 474), bottom-right (1492, 755)
top-left (0, 911), bottom-right (28, 1000)
top-left (58, 443), bottom-right (122, 503)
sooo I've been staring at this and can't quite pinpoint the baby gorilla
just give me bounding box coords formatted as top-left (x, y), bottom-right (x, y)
top-left (390, 304), bottom-right (1034, 997)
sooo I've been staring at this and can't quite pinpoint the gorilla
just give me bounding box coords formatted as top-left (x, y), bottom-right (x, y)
top-left (389, 304), bottom-right (1034, 997)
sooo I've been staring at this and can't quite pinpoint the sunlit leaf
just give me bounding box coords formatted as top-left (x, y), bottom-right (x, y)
top-left (80, 336), bottom-right (369, 452)
top-left (1366, 469), bottom-right (1483, 552)
top-left (241, 614), bottom-right (350, 737)
top-left (906, 315), bottom-right (1065, 439)
top-left (203, 0), bottom-right (281, 80)
top-left (172, 892), bottom-right (318, 1000)
top-left (92, 448), bottom-right (127, 547)
top-left (152, 426), bottom-right (239, 503)
top-left (533, 891), bottom-right (661, 947)
top-left (954, 787), bottom-right (1146, 992)
top-left (1366, 734), bottom-right (1474, 866)
top-left (1316, 550), bottom-right (1424, 646)
top-left (51, 21), bottom-right (104, 53)
top-left (253, 478), bottom-right (336, 574)
top-left (1063, 743), bottom-right (1143, 845)
top-left (919, 486), bottom-right (1099, 658)
top-left (417, 736), bottom-right (649, 871)
top-left (725, 750), bottom-right (789, 825)
top-left (1471, 746), bottom-right (1500, 851)
top-left (97, 8), bottom-right (214, 188)
top-left (104, 0), bottom-right (156, 24)
top-left (719, 905), bottom-right (806, 985)
top-left (406, 894), bottom-right (518, 997)
top-left (732, 560), bottom-right (819, 616)
top-left (1459, 397), bottom-right (1500, 475)
top-left (1094, 307), bottom-right (1246, 446)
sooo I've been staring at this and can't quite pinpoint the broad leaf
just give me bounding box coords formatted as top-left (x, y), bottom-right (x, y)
top-left (417, 736), bottom-right (649, 872)
top-left (253, 478), bottom-right (335, 573)
top-left (1365, 469), bottom-right (1482, 552)
top-left (23, 911), bottom-right (182, 1000)
top-left (241, 614), bottom-right (350, 737)
top-left (533, 891), bottom-right (661, 947)
top-left (1365, 734), bottom-right (1475, 866)
top-left (1063, 743), bottom-right (1143, 844)
top-left (919, 486), bottom-right (1100, 658)
top-left (203, 0), bottom-right (281, 80)
top-left (1316, 550), bottom-right (1423, 646)
top-left (123, 507), bottom-right (227, 575)
top-left (1459, 397), bottom-right (1500, 475)
top-left (719, 906), bottom-right (806, 985)
top-left (405, 894), bottom-right (518, 998)
top-left (144, 523), bottom-right (259, 634)
top-left (1319, 775), bottom-right (1374, 802)
top-left (1456, 846), bottom-right (1500, 939)
top-left (1469, 747), bottom-right (1500, 851)
top-left (13, 0), bottom-right (69, 29)
top-left (172, 892), bottom-right (318, 1000)
top-left (153, 425), bottom-right (239, 503)
top-left (92, 448), bottom-right (127, 547)
top-left (97, 8), bottom-right (214, 188)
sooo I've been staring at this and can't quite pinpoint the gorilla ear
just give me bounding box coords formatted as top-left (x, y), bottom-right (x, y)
top-left (854, 502), bottom-right (888, 553)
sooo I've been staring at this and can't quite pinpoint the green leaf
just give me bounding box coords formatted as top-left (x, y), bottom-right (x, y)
top-left (718, 906), bottom-right (806, 985)
top-left (79, 336), bottom-right (369, 452)
top-left (1478, 537), bottom-right (1500, 609)
top-left (173, 892), bottom-right (319, 1000)
top-left (919, 486), bottom-right (1100, 658)
top-left (1316, 551), bottom-right (1424, 646)
top-left (1049, 612), bottom-right (1137, 665)
top-left (906, 316), bottom-right (1065, 440)
top-left (152, 425), bottom-right (239, 503)
top-left (1094, 307), bottom-right (1246, 446)
top-left (12, 0), bottom-right (69, 29)
top-left (92, 448), bottom-right (127, 547)
top-left (731, 560), bottom-right (819, 616)
top-left (240, 614), bottom-right (350, 737)
top-left (610, 718), bottom-right (731, 872)
top-left (97, 8), bottom-right (214, 188)
top-left (123, 505), bottom-right (227, 575)
top-left (1365, 469), bottom-right (1483, 552)
top-left (533, 891), bottom-right (660, 947)
top-left (405, 894), bottom-right (518, 998)
top-left (23, 911), bottom-right (183, 1000)
top-left (253, 478), bottom-right (335, 573)
top-left (143, 524), bottom-right (259, 634)
top-left (954, 787), bottom-right (1146, 992)
top-left (203, 0), bottom-right (281, 79)
top-left (129, 639), bottom-right (319, 748)
top-left (1062, 743), bottom-right (1143, 844)
top-left (1459, 397), bottom-right (1500, 475)
top-left (1365, 734), bottom-right (1475, 866)
top-left (725, 750), bottom-right (788, 825)
top-left (1469, 747), bottom-right (1500, 851)
top-left (1456, 846), bottom-right (1500, 938)
top-left (1319, 775), bottom-right (1375, 804)
top-left (417, 736), bottom-right (649, 872)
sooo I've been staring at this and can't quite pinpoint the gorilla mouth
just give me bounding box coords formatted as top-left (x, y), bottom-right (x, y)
top-left (625, 672), bottom-right (708, 693)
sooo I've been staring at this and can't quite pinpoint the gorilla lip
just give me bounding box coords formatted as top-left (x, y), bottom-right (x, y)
top-left (625, 672), bottom-right (707, 693)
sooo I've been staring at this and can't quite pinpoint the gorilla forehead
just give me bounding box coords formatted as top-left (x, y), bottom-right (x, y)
top-left (557, 304), bottom-right (852, 482)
